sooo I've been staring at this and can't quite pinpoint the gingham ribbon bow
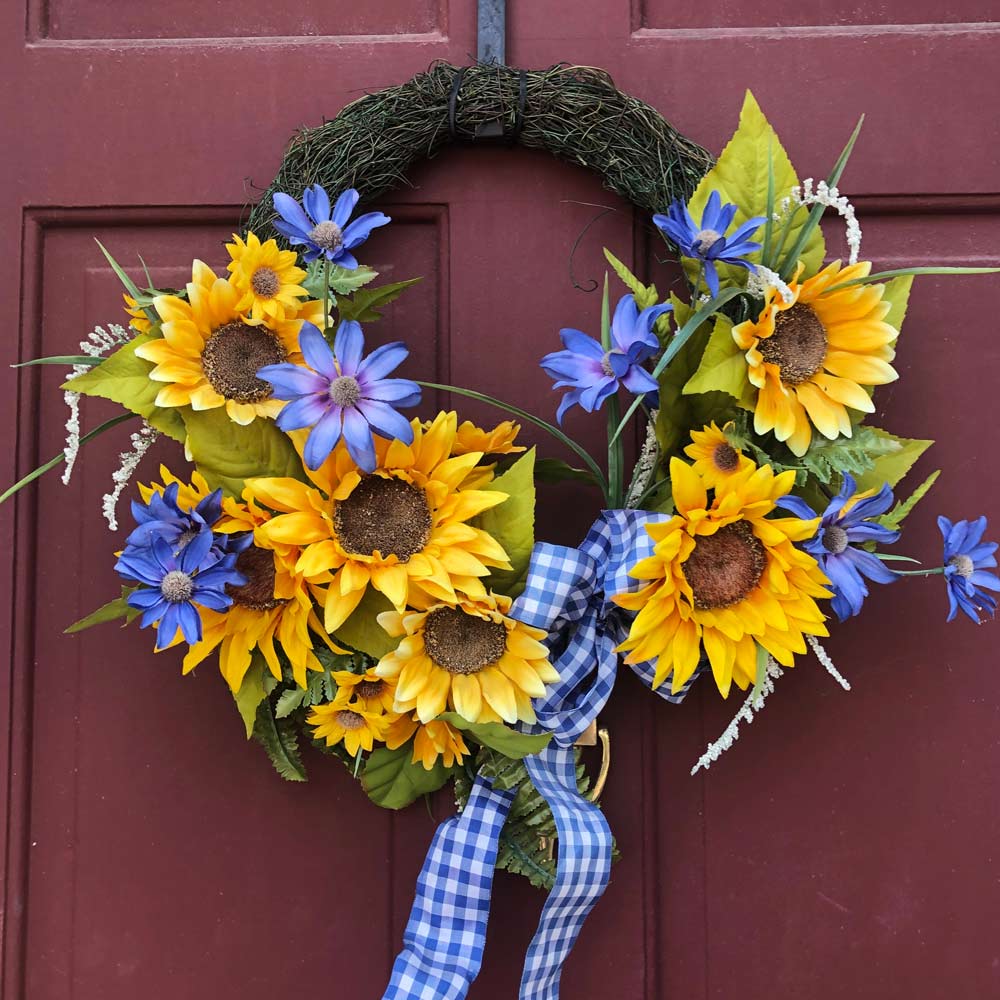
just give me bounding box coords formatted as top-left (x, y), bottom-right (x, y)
top-left (382, 510), bottom-right (695, 1000)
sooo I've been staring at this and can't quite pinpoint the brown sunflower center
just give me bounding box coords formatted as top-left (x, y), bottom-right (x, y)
top-left (251, 266), bottom-right (280, 298)
top-left (757, 303), bottom-right (828, 385)
top-left (333, 475), bottom-right (432, 562)
top-left (949, 554), bottom-right (975, 579)
top-left (309, 221), bottom-right (343, 252)
top-left (683, 521), bottom-right (767, 610)
top-left (356, 679), bottom-right (387, 700)
top-left (335, 710), bottom-right (366, 731)
top-left (423, 607), bottom-right (507, 675)
top-left (201, 321), bottom-right (287, 403)
top-left (713, 441), bottom-right (739, 472)
top-left (225, 545), bottom-right (286, 611)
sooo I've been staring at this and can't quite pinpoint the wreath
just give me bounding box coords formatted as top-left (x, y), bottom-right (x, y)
top-left (7, 62), bottom-right (997, 1000)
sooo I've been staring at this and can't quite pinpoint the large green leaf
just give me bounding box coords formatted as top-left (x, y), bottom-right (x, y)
top-left (253, 698), bottom-right (307, 781)
top-left (438, 713), bottom-right (552, 759)
top-left (303, 261), bottom-right (379, 298)
top-left (64, 586), bottom-right (139, 634)
top-left (334, 588), bottom-right (399, 659)
top-left (879, 469), bottom-right (941, 532)
top-left (682, 314), bottom-right (756, 408)
top-left (62, 334), bottom-right (186, 442)
top-left (182, 407), bottom-right (306, 498)
top-left (474, 448), bottom-right (536, 598)
top-left (336, 277), bottom-right (423, 323)
top-left (854, 429), bottom-right (934, 491)
top-left (361, 745), bottom-right (454, 809)
top-left (684, 91), bottom-right (824, 286)
top-left (233, 653), bottom-right (268, 739)
top-left (881, 274), bottom-right (913, 341)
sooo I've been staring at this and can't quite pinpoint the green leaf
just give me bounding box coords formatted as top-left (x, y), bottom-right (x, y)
top-left (684, 91), bottom-right (824, 286)
top-left (333, 588), bottom-right (399, 659)
top-left (602, 248), bottom-right (658, 308)
top-left (880, 274), bottom-right (913, 340)
top-left (13, 355), bottom-right (103, 368)
top-left (253, 698), bottom-right (307, 781)
top-left (361, 745), bottom-right (454, 809)
top-left (831, 266), bottom-right (1000, 289)
top-left (474, 448), bottom-right (536, 598)
top-left (534, 457), bottom-right (599, 485)
top-left (797, 425), bottom-right (904, 483)
top-left (234, 654), bottom-right (268, 739)
top-left (61, 334), bottom-right (186, 443)
top-left (64, 586), bottom-right (139, 634)
top-left (682, 314), bottom-right (755, 408)
top-left (95, 239), bottom-right (144, 300)
top-left (302, 262), bottom-right (379, 298)
top-left (751, 642), bottom-right (768, 707)
top-left (854, 429), bottom-right (933, 492)
top-left (275, 687), bottom-right (307, 719)
top-left (438, 713), bottom-right (552, 759)
top-left (182, 406), bottom-right (306, 498)
top-left (879, 469), bottom-right (941, 531)
top-left (336, 277), bottom-right (423, 323)
top-left (1, 412), bottom-right (135, 504)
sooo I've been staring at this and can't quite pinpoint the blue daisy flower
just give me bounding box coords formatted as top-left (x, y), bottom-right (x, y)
top-left (653, 191), bottom-right (765, 297)
top-left (272, 185), bottom-right (390, 268)
top-left (115, 527), bottom-right (246, 649)
top-left (259, 319), bottom-right (421, 473)
top-left (126, 481), bottom-right (226, 551)
top-left (939, 515), bottom-right (999, 623)
top-left (540, 293), bottom-right (671, 424)
top-left (777, 473), bottom-right (900, 621)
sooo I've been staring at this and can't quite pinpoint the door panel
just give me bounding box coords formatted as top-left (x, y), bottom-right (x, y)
top-left (4, 3), bottom-right (999, 998)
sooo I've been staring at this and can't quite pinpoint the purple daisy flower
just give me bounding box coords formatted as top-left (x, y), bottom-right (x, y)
top-left (653, 191), bottom-right (765, 297)
top-left (939, 515), bottom-right (999, 623)
top-left (272, 185), bottom-right (390, 268)
top-left (259, 320), bottom-right (421, 473)
top-left (116, 527), bottom-right (246, 650)
top-left (777, 473), bottom-right (900, 621)
top-left (540, 293), bottom-right (671, 424)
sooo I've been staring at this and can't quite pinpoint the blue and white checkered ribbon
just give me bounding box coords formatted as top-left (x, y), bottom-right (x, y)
top-left (382, 510), bottom-right (698, 1000)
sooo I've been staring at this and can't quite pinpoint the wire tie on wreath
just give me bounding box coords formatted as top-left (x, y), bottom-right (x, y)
top-left (447, 66), bottom-right (529, 145)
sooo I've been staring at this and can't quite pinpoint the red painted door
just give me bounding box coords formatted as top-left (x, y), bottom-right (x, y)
top-left (3, 3), bottom-right (999, 999)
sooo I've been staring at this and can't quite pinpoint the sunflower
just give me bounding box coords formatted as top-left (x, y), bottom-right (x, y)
top-left (308, 690), bottom-right (392, 755)
top-left (732, 260), bottom-right (898, 456)
top-left (452, 419), bottom-right (525, 456)
top-left (614, 457), bottom-right (832, 698)
top-left (684, 422), bottom-right (755, 490)
top-left (123, 293), bottom-right (152, 334)
top-left (135, 259), bottom-right (323, 425)
top-left (385, 713), bottom-right (470, 770)
top-left (331, 667), bottom-right (397, 713)
top-left (249, 412), bottom-right (512, 633)
top-left (226, 231), bottom-right (309, 326)
top-left (374, 592), bottom-right (558, 725)
top-left (140, 469), bottom-right (343, 691)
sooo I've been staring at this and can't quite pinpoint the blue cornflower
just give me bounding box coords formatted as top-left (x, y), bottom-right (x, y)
top-left (777, 473), bottom-right (899, 621)
top-left (939, 515), bottom-right (999, 623)
top-left (540, 294), bottom-right (671, 424)
top-left (259, 319), bottom-right (421, 473)
top-left (116, 528), bottom-right (246, 649)
top-left (272, 185), bottom-right (390, 268)
top-left (127, 481), bottom-right (220, 549)
top-left (653, 191), bottom-right (765, 297)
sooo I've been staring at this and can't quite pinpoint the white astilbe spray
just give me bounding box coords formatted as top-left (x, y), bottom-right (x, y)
top-left (101, 422), bottom-right (159, 530)
top-left (806, 633), bottom-right (851, 691)
top-left (746, 264), bottom-right (795, 304)
top-left (786, 179), bottom-right (863, 264)
top-left (690, 656), bottom-right (784, 775)
top-left (61, 323), bottom-right (133, 485)
top-left (625, 409), bottom-right (660, 508)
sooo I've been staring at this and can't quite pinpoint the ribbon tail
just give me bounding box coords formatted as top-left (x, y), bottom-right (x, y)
top-left (383, 777), bottom-right (516, 1000)
top-left (518, 744), bottom-right (613, 1000)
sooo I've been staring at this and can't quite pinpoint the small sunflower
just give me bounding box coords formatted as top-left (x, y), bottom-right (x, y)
top-left (614, 457), bottom-right (832, 698)
top-left (123, 293), bottom-right (152, 334)
top-left (374, 593), bottom-right (558, 725)
top-left (135, 259), bottom-right (323, 426)
top-left (331, 667), bottom-right (397, 713)
top-left (141, 469), bottom-right (343, 691)
top-left (308, 691), bottom-right (392, 755)
top-left (249, 411), bottom-right (512, 633)
top-left (226, 231), bottom-right (309, 326)
top-left (684, 422), bottom-right (755, 490)
top-left (385, 713), bottom-right (470, 770)
top-left (732, 260), bottom-right (898, 456)
top-left (452, 419), bottom-right (526, 456)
